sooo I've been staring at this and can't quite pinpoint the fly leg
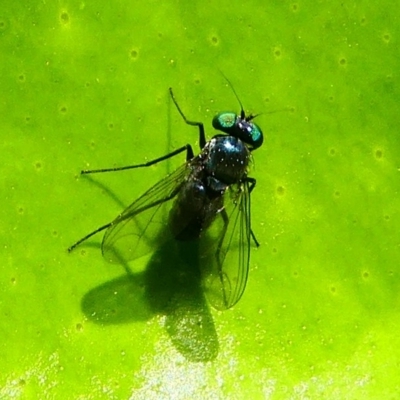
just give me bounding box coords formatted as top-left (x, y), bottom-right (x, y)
top-left (215, 208), bottom-right (230, 308)
top-left (246, 177), bottom-right (260, 247)
top-left (169, 88), bottom-right (207, 149)
top-left (81, 144), bottom-right (194, 175)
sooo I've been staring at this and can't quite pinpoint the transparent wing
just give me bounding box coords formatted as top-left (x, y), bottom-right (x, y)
top-left (201, 180), bottom-right (252, 310)
top-left (102, 164), bottom-right (190, 263)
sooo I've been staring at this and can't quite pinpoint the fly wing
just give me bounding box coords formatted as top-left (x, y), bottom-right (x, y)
top-left (102, 164), bottom-right (190, 263)
top-left (201, 180), bottom-right (252, 310)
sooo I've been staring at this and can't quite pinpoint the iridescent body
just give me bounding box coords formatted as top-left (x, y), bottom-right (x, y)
top-left (169, 136), bottom-right (251, 241)
top-left (68, 84), bottom-right (263, 310)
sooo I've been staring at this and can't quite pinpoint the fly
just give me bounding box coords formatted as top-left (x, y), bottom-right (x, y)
top-left (68, 80), bottom-right (263, 310)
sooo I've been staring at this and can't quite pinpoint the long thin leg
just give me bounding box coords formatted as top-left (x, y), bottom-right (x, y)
top-left (69, 146), bottom-right (192, 252)
top-left (217, 208), bottom-right (230, 307)
top-left (69, 88), bottom-right (202, 253)
top-left (250, 230), bottom-right (260, 248)
top-left (246, 177), bottom-right (260, 247)
top-left (81, 87), bottom-right (203, 175)
top-left (68, 182), bottom-right (182, 253)
top-left (67, 222), bottom-right (112, 253)
top-left (247, 177), bottom-right (257, 192)
top-left (82, 144), bottom-right (194, 175)
top-left (169, 88), bottom-right (207, 149)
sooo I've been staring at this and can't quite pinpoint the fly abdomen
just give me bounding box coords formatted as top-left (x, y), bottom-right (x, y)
top-left (169, 176), bottom-right (224, 241)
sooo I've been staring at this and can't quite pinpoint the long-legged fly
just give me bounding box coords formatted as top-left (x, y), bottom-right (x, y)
top-left (68, 81), bottom-right (263, 310)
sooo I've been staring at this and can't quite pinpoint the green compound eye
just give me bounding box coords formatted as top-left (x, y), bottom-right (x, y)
top-left (214, 112), bottom-right (236, 129)
top-left (212, 112), bottom-right (264, 149)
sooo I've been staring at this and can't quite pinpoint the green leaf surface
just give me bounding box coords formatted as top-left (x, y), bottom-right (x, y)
top-left (1, 1), bottom-right (399, 398)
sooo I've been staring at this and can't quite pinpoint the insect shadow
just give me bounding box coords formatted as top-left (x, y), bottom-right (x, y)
top-left (72, 80), bottom-right (264, 360)
top-left (81, 234), bottom-right (219, 362)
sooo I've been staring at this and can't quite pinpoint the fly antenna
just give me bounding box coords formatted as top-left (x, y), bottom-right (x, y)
top-left (218, 70), bottom-right (246, 118)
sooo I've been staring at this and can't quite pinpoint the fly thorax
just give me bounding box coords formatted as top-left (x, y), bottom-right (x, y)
top-left (206, 176), bottom-right (228, 194)
top-left (205, 136), bottom-right (250, 184)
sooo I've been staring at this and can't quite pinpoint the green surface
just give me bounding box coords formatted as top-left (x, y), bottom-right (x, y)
top-left (1, 1), bottom-right (399, 398)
